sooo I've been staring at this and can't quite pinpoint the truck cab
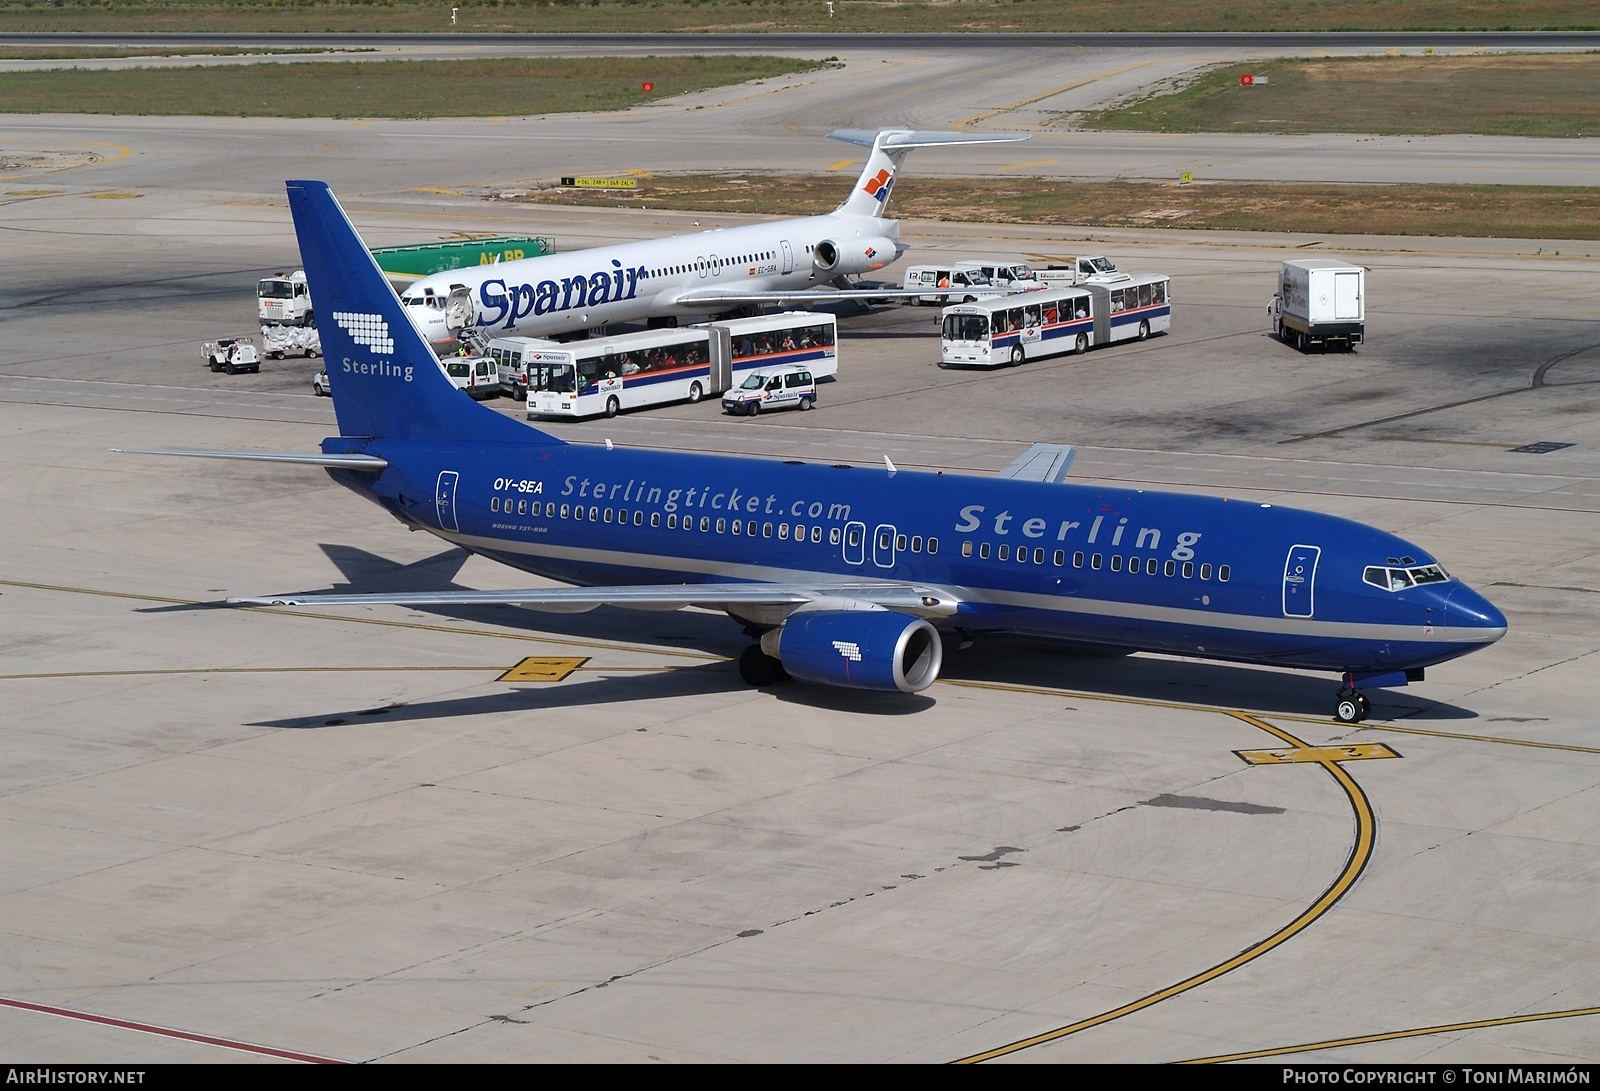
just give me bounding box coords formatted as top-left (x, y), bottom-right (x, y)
top-left (258, 271), bottom-right (313, 326)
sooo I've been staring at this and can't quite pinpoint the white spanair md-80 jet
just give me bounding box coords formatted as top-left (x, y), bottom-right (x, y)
top-left (398, 129), bottom-right (1027, 345)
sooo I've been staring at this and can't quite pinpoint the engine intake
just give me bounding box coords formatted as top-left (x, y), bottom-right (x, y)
top-left (762, 610), bottom-right (942, 693)
top-left (813, 240), bottom-right (841, 274)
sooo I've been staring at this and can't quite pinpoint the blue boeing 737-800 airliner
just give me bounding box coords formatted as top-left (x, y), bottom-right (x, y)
top-left (126, 181), bottom-right (1507, 722)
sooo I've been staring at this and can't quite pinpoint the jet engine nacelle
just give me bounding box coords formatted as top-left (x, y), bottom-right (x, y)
top-left (762, 610), bottom-right (943, 693)
top-left (812, 235), bottom-right (900, 276)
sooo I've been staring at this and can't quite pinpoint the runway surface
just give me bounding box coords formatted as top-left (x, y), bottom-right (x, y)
top-left (1, 33), bottom-right (1598, 1064)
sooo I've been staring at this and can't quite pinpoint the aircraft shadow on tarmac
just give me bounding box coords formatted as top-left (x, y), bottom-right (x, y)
top-left (182, 545), bottom-right (1487, 728)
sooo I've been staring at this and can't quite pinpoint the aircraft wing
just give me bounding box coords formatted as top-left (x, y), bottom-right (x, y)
top-left (996, 443), bottom-right (1077, 483)
top-left (669, 286), bottom-right (1016, 307)
top-left (229, 581), bottom-right (963, 619)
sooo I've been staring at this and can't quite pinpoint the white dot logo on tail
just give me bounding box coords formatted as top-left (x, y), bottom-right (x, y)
top-left (334, 311), bottom-right (395, 355)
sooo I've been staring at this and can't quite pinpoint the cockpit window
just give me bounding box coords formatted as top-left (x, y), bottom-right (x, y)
top-left (1364, 564), bottom-right (1449, 592)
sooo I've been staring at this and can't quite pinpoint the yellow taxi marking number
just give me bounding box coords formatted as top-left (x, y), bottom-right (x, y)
top-left (1237, 742), bottom-right (1401, 765)
top-left (497, 656), bottom-right (590, 683)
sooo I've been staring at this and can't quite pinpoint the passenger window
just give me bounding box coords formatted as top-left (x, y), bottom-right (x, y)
top-left (575, 506), bottom-right (585, 521)
top-left (716, 518), bottom-right (726, 534)
top-left (1164, 560), bottom-right (1176, 577)
top-left (491, 497), bottom-right (501, 512)
top-left (667, 514), bottom-right (677, 529)
top-left (896, 534), bottom-right (907, 551)
top-left (830, 528), bottom-right (841, 546)
top-left (998, 545), bottom-right (1010, 561)
top-left (589, 507), bottom-right (598, 522)
top-left (651, 513), bottom-right (661, 528)
top-left (517, 499), bottom-right (527, 515)
top-left (927, 539), bottom-right (937, 554)
top-left (979, 543), bottom-right (991, 560)
top-left (1110, 555), bottom-right (1122, 572)
top-left (732, 519), bottom-right (742, 534)
top-left (1183, 562), bottom-right (1193, 579)
top-left (633, 510), bottom-right (642, 525)
top-left (911, 535), bottom-right (923, 553)
top-left (560, 504), bottom-right (571, 518)
top-left (1073, 552), bottom-right (1084, 568)
top-left (1091, 553), bottom-right (1102, 570)
top-left (1035, 548), bottom-right (1045, 564)
top-left (763, 523), bottom-right (773, 537)
top-left (1200, 563), bottom-right (1212, 580)
top-left (779, 524), bottom-right (790, 540)
top-left (962, 541), bottom-right (973, 558)
top-left (848, 527), bottom-right (862, 547)
top-left (811, 527), bottom-right (822, 543)
top-left (602, 508), bottom-right (612, 523)
top-left (1219, 565), bottom-right (1231, 582)
top-left (698, 516), bottom-right (708, 532)
top-left (1054, 550), bottom-right (1064, 566)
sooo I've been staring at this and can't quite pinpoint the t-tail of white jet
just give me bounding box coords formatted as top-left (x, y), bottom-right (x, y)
top-left (828, 129), bottom-right (1025, 219)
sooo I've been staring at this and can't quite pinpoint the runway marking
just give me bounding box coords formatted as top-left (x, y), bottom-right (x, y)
top-left (1362, 722), bottom-right (1600, 756)
top-left (86, 191), bottom-right (142, 199)
top-left (826, 158), bottom-right (857, 172)
top-left (999, 158), bottom-right (1061, 171)
top-left (1237, 742), bottom-right (1400, 764)
top-left (1178, 1005), bottom-right (1600, 1063)
top-left (959, 59), bottom-right (1164, 127)
top-left (0, 665), bottom-right (503, 681)
top-left (952, 711), bottom-right (1377, 1063)
top-left (0, 995), bottom-right (344, 1064)
top-left (498, 656), bottom-right (590, 682)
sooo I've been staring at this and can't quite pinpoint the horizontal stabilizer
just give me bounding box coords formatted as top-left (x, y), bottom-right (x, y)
top-left (113, 449), bottom-right (388, 471)
top-left (997, 443), bottom-right (1077, 483)
top-left (828, 129), bottom-right (1030, 150)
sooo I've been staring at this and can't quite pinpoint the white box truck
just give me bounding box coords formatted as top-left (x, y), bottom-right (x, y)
top-left (1271, 259), bottom-right (1365, 353)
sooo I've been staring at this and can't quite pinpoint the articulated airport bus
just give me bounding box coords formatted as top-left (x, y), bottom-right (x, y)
top-left (939, 287), bottom-right (1095, 367)
top-left (500, 311), bottom-right (839, 420)
top-left (939, 276), bottom-right (1171, 367)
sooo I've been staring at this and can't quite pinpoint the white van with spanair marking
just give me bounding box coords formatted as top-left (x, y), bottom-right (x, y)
top-left (722, 363), bottom-right (816, 416)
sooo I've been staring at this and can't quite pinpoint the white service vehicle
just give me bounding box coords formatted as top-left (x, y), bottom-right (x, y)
top-left (201, 337), bottom-right (261, 375)
top-left (313, 367), bottom-right (331, 397)
top-left (1036, 256), bottom-right (1129, 286)
top-left (952, 259), bottom-right (1038, 289)
top-left (722, 363), bottom-right (817, 416)
top-left (258, 271), bottom-right (313, 326)
top-left (260, 323), bottom-right (321, 359)
top-left (1270, 258), bottom-right (1365, 352)
top-left (443, 355), bottom-right (500, 399)
top-left (899, 265), bottom-right (996, 305)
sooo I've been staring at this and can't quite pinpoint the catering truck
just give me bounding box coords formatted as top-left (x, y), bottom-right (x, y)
top-left (1270, 258), bottom-right (1365, 353)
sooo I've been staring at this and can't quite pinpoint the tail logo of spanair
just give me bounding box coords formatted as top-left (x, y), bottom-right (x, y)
top-left (334, 312), bottom-right (395, 354)
top-left (862, 167), bottom-right (894, 205)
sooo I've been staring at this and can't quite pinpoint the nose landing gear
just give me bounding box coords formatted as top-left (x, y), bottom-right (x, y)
top-left (1334, 678), bottom-right (1372, 723)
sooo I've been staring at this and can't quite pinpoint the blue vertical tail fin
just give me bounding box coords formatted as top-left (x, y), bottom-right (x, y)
top-left (286, 180), bottom-right (551, 445)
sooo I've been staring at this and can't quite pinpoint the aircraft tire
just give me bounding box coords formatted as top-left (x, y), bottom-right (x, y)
top-left (1137, 320), bottom-right (1150, 341)
top-left (688, 382), bottom-right (703, 404)
top-left (604, 395), bottom-right (620, 419)
top-left (738, 644), bottom-right (787, 686)
top-left (1075, 333), bottom-right (1088, 355)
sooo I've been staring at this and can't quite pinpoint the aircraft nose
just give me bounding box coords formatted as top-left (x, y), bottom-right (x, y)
top-left (1447, 582), bottom-right (1508, 642)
